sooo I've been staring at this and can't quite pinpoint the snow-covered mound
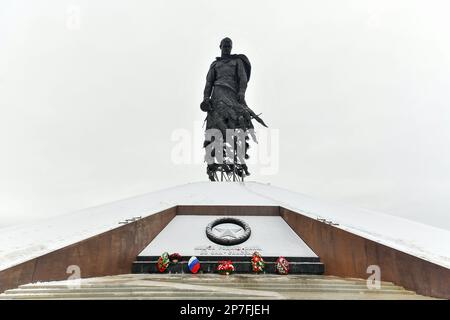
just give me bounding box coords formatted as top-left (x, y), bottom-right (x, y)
top-left (0, 181), bottom-right (449, 271)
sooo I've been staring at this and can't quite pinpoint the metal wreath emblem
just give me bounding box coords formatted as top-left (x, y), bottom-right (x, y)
top-left (205, 217), bottom-right (251, 246)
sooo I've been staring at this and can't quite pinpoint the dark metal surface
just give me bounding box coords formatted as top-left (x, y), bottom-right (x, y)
top-left (176, 205), bottom-right (280, 216)
top-left (205, 217), bottom-right (251, 246)
top-left (201, 38), bottom-right (267, 181)
top-left (132, 258), bottom-right (324, 274)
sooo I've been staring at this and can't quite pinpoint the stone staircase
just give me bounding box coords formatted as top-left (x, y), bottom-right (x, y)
top-left (0, 274), bottom-right (436, 300)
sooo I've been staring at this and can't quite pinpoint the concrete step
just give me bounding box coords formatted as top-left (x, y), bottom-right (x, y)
top-left (122, 273), bottom-right (397, 283)
top-left (129, 274), bottom-right (396, 284)
top-left (5, 287), bottom-right (212, 294)
top-left (0, 290), bottom-right (426, 300)
top-left (0, 294), bottom-right (273, 300)
top-left (151, 278), bottom-right (399, 287)
top-left (1, 290), bottom-right (261, 298)
top-left (5, 281), bottom-right (412, 293)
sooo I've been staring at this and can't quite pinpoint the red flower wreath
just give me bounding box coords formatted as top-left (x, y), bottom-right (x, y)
top-left (157, 252), bottom-right (170, 272)
top-left (169, 253), bottom-right (182, 263)
top-left (217, 260), bottom-right (235, 275)
top-left (275, 256), bottom-right (290, 275)
top-left (251, 251), bottom-right (265, 273)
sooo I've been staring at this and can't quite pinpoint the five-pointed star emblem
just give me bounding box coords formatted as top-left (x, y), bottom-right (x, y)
top-left (214, 226), bottom-right (242, 239)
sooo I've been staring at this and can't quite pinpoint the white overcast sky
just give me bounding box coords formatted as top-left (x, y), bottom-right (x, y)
top-left (1, 0), bottom-right (450, 230)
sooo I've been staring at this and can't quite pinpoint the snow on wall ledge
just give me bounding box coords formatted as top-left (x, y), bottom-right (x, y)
top-left (0, 181), bottom-right (449, 272)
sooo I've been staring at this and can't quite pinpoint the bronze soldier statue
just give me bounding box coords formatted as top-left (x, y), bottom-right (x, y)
top-left (201, 38), bottom-right (267, 181)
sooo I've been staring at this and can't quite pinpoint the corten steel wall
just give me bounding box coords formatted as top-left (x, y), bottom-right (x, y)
top-left (0, 207), bottom-right (176, 293)
top-left (176, 205), bottom-right (279, 216)
top-left (280, 207), bottom-right (450, 299)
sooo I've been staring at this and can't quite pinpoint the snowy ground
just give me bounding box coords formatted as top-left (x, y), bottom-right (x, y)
top-left (0, 181), bottom-right (449, 271)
